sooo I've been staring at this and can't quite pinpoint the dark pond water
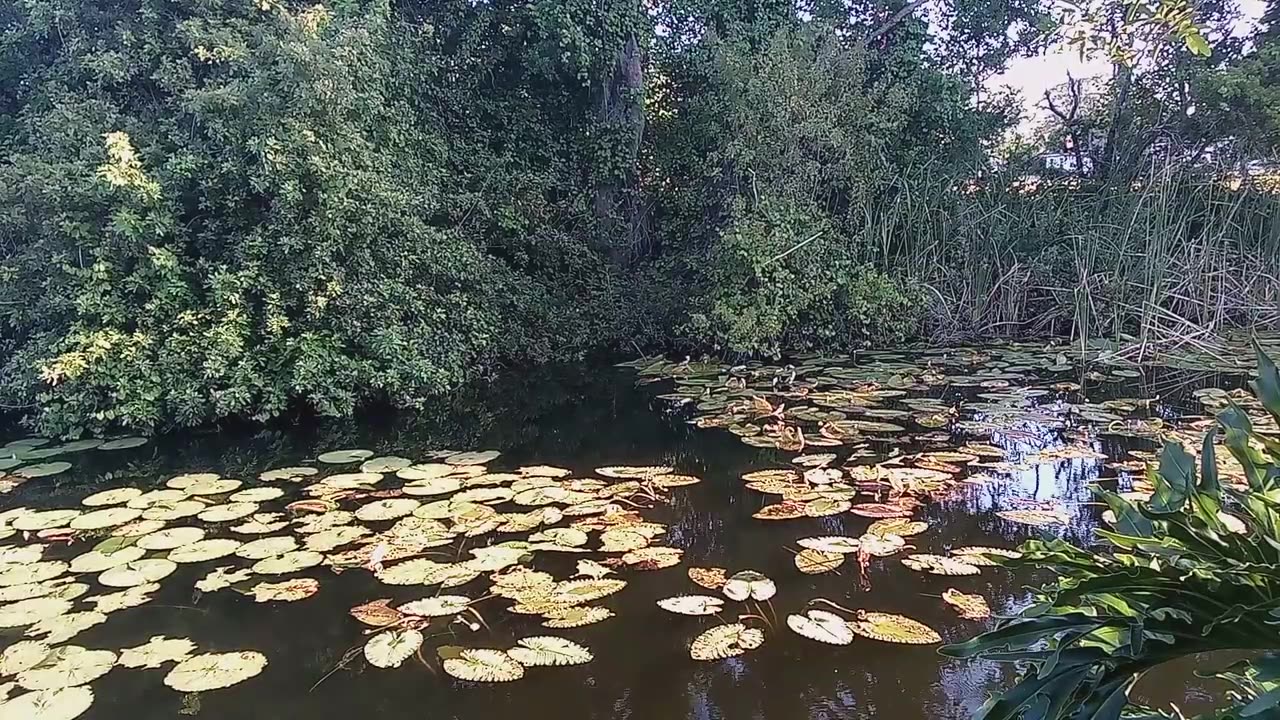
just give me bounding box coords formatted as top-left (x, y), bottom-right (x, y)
top-left (0, 356), bottom-right (1251, 720)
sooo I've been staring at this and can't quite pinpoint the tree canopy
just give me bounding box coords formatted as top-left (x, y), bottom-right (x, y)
top-left (0, 0), bottom-right (1276, 434)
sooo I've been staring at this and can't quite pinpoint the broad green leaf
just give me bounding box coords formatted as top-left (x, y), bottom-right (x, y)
top-left (1199, 428), bottom-right (1220, 497)
top-left (941, 615), bottom-right (1110, 658)
top-left (1184, 32), bottom-right (1211, 57)
top-left (1151, 442), bottom-right (1194, 514)
top-left (1254, 342), bottom-right (1280, 425)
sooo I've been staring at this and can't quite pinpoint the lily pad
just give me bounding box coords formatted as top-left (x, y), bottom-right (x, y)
top-left (86, 584), bottom-right (159, 614)
top-left (445, 451), bottom-right (501, 466)
top-left (0, 686), bottom-right (94, 720)
top-left (797, 536), bottom-right (861, 554)
top-left (689, 623), bottom-right (765, 661)
top-left (0, 641), bottom-right (50, 676)
top-left (787, 610), bottom-right (855, 645)
top-left (251, 551), bottom-right (324, 575)
top-left (440, 648), bottom-right (524, 682)
top-left (995, 509), bottom-right (1071, 526)
top-left (15, 647), bottom-right (115, 690)
top-left (722, 570), bottom-right (776, 602)
top-left (12, 511), bottom-right (79, 531)
top-left (355, 499), bottom-right (420, 522)
top-left (164, 651), bottom-right (267, 692)
top-left (165, 473), bottom-right (220, 490)
top-left (687, 566), bottom-right (728, 590)
top-left (250, 578), bottom-right (319, 603)
top-left (80, 488), bottom-right (143, 507)
top-left (68, 507), bottom-right (141, 531)
top-left (185, 479), bottom-right (243, 496)
top-left (849, 611), bottom-right (941, 644)
top-left (398, 595), bottom-right (471, 617)
top-left (594, 465), bottom-right (672, 479)
top-left (99, 559), bottom-right (177, 588)
top-left (228, 487), bottom-right (285, 504)
top-left (136, 527), bottom-right (204, 551)
top-left (27, 612), bottom-right (107, 644)
top-left (364, 629), bottom-right (422, 669)
top-left (866, 518), bottom-right (929, 538)
top-left (0, 561), bottom-right (67, 588)
top-left (541, 606), bottom-right (613, 629)
top-left (942, 588), bottom-right (991, 620)
top-left (507, 636), bottom-right (592, 667)
top-left (68, 546), bottom-right (146, 574)
top-left (901, 554), bottom-right (981, 576)
top-left (656, 595), bottom-right (724, 616)
top-left (118, 636), bottom-right (196, 669)
top-left (195, 566), bottom-right (254, 593)
top-left (235, 536), bottom-right (299, 560)
top-left (258, 466), bottom-right (318, 482)
top-left (13, 463), bottom-right (72, 480)
top-left (168, 539), bottom-right (243, 564)
top-left (794, 549), bottom-right (845, 574)
top-left (316, 449), bottom-right (374, 465)
top-left (0, 599), bottom-right (71, 628)
top-left (97, 437), bottom-right (148, 451)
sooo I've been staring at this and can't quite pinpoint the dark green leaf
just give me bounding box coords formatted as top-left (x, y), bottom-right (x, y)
top-left (1151, 442), bottom-right (1195, 513)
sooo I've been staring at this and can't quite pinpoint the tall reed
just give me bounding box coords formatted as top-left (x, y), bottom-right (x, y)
top-left (860, 161), bottom-right (1280, 349)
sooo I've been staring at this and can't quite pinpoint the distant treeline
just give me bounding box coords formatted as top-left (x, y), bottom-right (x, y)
top-left (1, 0), bottom-right (1278, 434)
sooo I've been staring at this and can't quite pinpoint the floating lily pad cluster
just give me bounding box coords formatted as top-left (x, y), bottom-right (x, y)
top-left (621, 342), bottom-right (1280, 635)
top-left (656, 566), bottom-right (946, 654)
top-left (0, 446), bottom-right (709, 714)
top-left (0, 437), bottom-right (149, 496)
top-left (336, 458), bottom-right (702, 683)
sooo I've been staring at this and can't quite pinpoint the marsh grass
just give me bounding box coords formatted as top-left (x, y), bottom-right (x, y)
top-left (870, 161), bottom-right (1280, 350)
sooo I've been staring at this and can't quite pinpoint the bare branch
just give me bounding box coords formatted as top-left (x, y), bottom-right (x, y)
top-left (866, 0), bottom-right (931, 43)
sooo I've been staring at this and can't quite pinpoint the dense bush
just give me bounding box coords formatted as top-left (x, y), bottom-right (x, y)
top-left (0, 0), bottom-right (634, 435)
top-left (684, 198), bottom-right (922, 354)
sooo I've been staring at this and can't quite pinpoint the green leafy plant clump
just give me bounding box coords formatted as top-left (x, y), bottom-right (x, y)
top-left (685, 198), bottom-right (924, 355)
top-left (942, 342), bottom-right (1280, 720)
top-left (0, 0), bottom-right (630, 436)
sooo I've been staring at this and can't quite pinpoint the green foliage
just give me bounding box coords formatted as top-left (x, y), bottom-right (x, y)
top-left (942, 342), bottom-right (1280, 720)
top-left (649, 25), bottom-right (960, 354)
top-left (0, 0), bottom-right (631, 436)
top-left (1055, 0), bottom-right (1212, 63)
top-left (0, 0), bottom-right (1268, 435)
top-left (686, 198), bottom-right (922, 354)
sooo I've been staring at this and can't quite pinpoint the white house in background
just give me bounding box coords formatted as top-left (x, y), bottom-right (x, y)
top-left (1041, 152), bottom-right (1095, 175)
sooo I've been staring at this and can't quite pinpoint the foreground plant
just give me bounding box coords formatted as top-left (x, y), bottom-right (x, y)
top-left (942, 343), bottom-right (1280, 719)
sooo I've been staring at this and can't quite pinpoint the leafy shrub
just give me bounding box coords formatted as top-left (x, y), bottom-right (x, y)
top-left (0, 0), bottom-right (642, 435)
top-left (0, 3), bottom-right (518, 435)
top-left (942, 343), bottom-right (1280, 720)
top-left (685, 198), bottom-right (922, 354)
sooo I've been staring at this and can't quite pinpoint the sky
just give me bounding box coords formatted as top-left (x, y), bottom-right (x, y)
top-left (990, 0), bottom-right (1267, 133)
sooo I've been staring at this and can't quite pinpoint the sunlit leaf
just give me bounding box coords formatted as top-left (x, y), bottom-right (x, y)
top-left (440, 648), bottom-right (524, 682)
top-left (657, 595), bottom-right (724, 616)
top-left (364, 629), bottom-right (423, 669)
top-left (164, 651), bottom-right (267, 691)
top-left (689, 623), bottom-right (765, 661)
top-left (787, 610), bottom-right (854, 645)
top-left (508, 636), bottom-right (592, 667)
top-left (849, 612), bottom-right (941, 644)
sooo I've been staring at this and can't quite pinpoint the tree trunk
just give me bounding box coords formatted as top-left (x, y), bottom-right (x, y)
top-left (1100, 62), bottom-right (1133, 183)
top-left (592, 34), bottom-right (647, 264)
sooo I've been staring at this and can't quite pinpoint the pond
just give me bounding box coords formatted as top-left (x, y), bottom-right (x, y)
top-left (0, 340), bottom-right (1272, 720)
